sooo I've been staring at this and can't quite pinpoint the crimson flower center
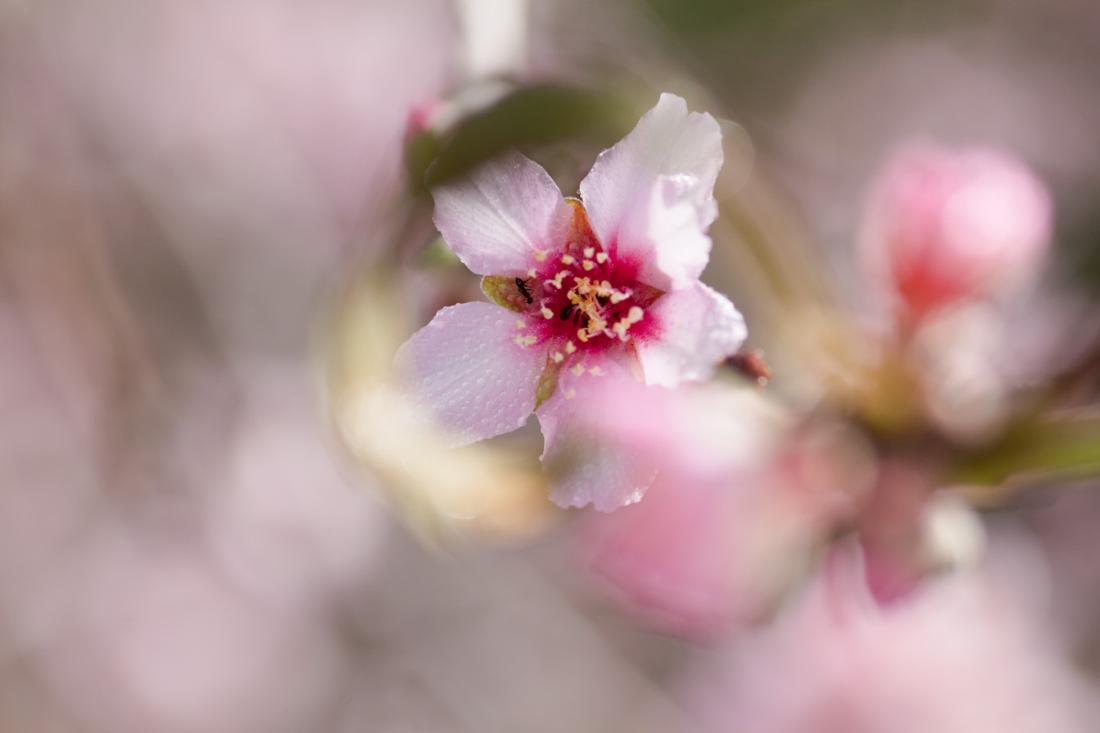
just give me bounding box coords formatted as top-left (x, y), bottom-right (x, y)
top-left (510, 205), bottom-right (662, 360)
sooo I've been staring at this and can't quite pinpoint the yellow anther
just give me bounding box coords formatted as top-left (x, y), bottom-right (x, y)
top-left (589, 365), bottom-right (605, 376)
top-left (551, 351), bottom-right (564, 363)
top-left (582, 260), bottom-right (595, 271)
top-left (564, 341), bottom-right (577, 354)
top-left (595, 252), bottom-right (609, 264)
top-left (570, 363), bottom-right (586, 376)
top-left (541, 306), bottom-right (554, 320)
top-left (533, 249), bottom-right (548, 262)
top-left (577, 329), bottom-right (589, 343)
top-left (515, 319), bottom-right (527, 329)
top-left (527, 268), bottom-right (537, 278)
top-left (611, 306), bottom-right (645, 341)
top-left (561, 254), bottom-right (576, 265)
top-left (544, 270), bottom-right (569, 290)
top-left (514, 334), bottom-right (537, 347)
top-left (564, 388), bottom-right (577, 400)
top-left (583, 247), bottom-right (595, 258)
top-left (609, 289), bottom-right (630, 304)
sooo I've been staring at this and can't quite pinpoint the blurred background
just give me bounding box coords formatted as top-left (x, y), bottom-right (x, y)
top-left (3, 0), bottom-right (1100, 731)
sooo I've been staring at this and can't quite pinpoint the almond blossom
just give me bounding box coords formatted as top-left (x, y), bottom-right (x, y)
top-left (396, 93), bottom-right (746, 510)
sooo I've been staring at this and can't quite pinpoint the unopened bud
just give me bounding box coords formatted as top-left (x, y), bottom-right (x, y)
top-left (861, 144), bottom-right (1051, 319)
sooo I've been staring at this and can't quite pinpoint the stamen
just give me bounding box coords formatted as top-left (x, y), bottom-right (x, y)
top-left (611, 305), bottom-right (645, 341)
top-left (514, 334), bottom-right (537, 347)
top-left (564, 387), bottom-right (577, 400)
top-left (536, 237), bottom-right (647, 351)
top-left (533, 249), bottom-right (548, 262)
top-left (544, 270), bottom-right (570, 290)
top-left (589, 365), bottom-right (604, 376)
top-left (570, 363), bottom-right (586, 376)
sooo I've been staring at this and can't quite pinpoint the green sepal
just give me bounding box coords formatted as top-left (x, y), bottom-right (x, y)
top-left (535, 359), bottom-right (562, 409)
top-left (482, 275), bottom-right (529, 312)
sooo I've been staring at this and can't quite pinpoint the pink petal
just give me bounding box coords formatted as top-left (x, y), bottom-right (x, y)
top-left (579, 93), bottom-right (723, 289)
top-left (637, 283), bottom-right (747, 387)
top-left (431, 151), bottom-right (570, 276)
top-left (615, 174), bottom-right (717, 290)
top-left (395, 302), bottom-right (546, 445)
top-left (584, 475), bottom-right (741, 638)
top-left (535, 358), bottom-right (659, 511)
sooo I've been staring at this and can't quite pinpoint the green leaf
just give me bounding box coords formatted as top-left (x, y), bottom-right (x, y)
top-left (419, 237), bottom-right (459, 269)
top-left (420, 85), bottom-right (636, 189)
top-left (951, 411), bottom-right (1100, 487)
top-left (404, 129), bottom-right (443, 190)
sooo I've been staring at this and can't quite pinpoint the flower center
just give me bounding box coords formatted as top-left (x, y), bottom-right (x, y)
top-left (511, 200), bottom-right (661, 357)
top-left (538, 260), bottom-right (644, 346)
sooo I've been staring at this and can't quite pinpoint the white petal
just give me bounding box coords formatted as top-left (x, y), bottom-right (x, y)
top-left (395, 302), bottom-right (546, 445)
top-left (536, 358), bottom-right (659, 511)
top-left (637, 283), bottom-right (747, 387)
top-left (432, 151), bottom-right (569, 276)
top-left (615, 174), bottom-right (716, 290)
top-left (580, 93), bottom-right (722, 285)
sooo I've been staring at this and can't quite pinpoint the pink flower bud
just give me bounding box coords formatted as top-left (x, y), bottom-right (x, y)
top-left (404, 98), bottom-right (446, 141)
top-left (861, 144), bottom-right (1052, 319)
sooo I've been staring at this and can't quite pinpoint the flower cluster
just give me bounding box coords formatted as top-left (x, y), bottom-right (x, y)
top-left (395, 90), bottom-right (1072, 643)
top-left (557, 140), bottom-right (1056, 633)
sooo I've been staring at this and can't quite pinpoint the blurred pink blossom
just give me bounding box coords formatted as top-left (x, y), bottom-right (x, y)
top-left (575, 381), bottom-right (872, 638)
top-left (397, 94), bottom-right (747, 510)
top-left (682, 538), bottom-right (1098, 733)
top-left (860, 144), bottom-right (1051, 320)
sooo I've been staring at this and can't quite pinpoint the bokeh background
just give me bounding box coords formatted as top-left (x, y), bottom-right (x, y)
top-left (3, 0), bottom-right (1100, 731)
